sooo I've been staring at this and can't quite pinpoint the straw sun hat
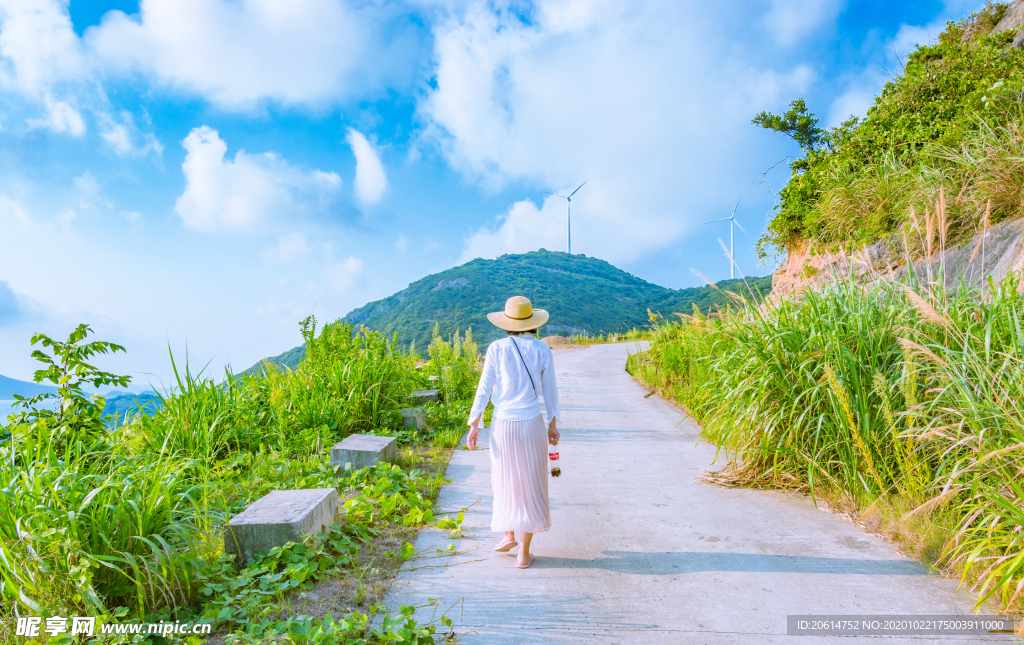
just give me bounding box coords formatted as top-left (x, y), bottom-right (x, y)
top-left (487, 296), bottom-right (549, 332)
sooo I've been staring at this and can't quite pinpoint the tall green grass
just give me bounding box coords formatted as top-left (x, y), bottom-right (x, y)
top-left (629, 272), bottom-right (1024, 610)
top-left (1, 317), bottom-right (477, 641)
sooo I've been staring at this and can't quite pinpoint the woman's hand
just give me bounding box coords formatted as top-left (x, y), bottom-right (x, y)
top-left (467, 416), bottom-right (482, 450)
top-left (547, 418), bottom-right (560, 443)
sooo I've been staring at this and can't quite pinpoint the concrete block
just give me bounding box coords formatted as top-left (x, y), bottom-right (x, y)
top-left (407, 389), bottom-right (440, 404)
top-left (400, 407), bottom-right (426, 429)
top-left (224, 488), bottom-right (339, 566)
top-left (330, 433), bottom-right (397, 471)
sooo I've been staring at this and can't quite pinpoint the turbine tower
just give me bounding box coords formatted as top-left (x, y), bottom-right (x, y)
top-left (706, 200), bottom-right (747, 279)
top-left (547, 181), bottom-right (586, 254)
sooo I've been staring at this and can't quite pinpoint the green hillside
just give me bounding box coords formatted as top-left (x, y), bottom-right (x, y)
top-left (757, 3), bottom-right (1024, 257)
top-left (249, 250), bottom-right (771, 371)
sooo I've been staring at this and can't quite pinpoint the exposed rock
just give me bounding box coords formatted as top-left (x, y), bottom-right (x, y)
top-left (995, 0), bottom-right (1024, 35)
top-left (546, 323), bottom-right (588, 335)
top-left (431, 277), bottom-right (469, 291)
top-left (960, 1), bottom-right (1024, 46)
top-left (772, 218), bottom-right (1024, 300)
top-left (542, 335), bottom-right (574, 347)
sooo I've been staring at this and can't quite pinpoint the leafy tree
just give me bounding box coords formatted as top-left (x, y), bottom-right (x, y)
top-left (752, 99), bottom-right (826, 154)
top-left (6, 324), bottom-right (130, 451)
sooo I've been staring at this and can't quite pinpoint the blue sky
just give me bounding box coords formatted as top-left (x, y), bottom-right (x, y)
top-left (0, 0), bottom-right (984, 388)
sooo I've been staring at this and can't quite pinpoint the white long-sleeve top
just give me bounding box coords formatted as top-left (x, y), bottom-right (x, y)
top-left (468, 335), bottom-right (562, 426)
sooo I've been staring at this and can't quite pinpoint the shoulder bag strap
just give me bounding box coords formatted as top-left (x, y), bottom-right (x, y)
top-left (509, 336), bottom-right (538, 396)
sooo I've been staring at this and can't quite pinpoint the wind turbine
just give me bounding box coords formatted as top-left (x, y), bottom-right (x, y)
top-left (706, 199), bottom-right (747, 279)
top-left (546, 181), bottom-right (586, 254)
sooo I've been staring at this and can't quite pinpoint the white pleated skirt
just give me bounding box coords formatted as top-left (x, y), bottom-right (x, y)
top-left (489, 415), bottom-right (551, 533)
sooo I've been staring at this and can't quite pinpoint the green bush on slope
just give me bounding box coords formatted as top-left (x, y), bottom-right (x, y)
top-left (759, 2), bottom-right (1024, 256)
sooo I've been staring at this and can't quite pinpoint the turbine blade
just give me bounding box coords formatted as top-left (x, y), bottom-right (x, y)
top-left (568, 181), bottom-right (587, 198)
top-left (544, 191), bottom-right (567, 199)
top-left (734, 219), bottom-right (748, 235)
top-left (705, 218), bottom-right (729, 224)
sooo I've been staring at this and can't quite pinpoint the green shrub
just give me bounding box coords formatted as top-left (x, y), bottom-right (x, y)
top-left (757, 3), bottom-right (1024, 256)
top-left (1, 319), bottom-right (477, 642)
top-left (630, 272), bottom-right (1024, 609)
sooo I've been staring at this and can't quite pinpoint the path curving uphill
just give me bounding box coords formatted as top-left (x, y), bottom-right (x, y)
top-left (382, 343), bottom-right (1011, 643)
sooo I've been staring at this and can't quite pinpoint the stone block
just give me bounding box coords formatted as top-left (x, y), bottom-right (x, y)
top-left (400, 407), bottom-right (426, 429)
top-left (224, 488), bottom-right (339, 566)
top-left (330, 434), bottom-right (397, 471)
top-left (407, 389), bottom-right (440, 404)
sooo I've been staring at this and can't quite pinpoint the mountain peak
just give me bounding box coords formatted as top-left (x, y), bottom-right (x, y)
top-left (249, 252), bottom-right (770, 373)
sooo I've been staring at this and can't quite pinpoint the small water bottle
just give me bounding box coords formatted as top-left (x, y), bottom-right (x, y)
top-left (549, 439), bottom-right (561, 477)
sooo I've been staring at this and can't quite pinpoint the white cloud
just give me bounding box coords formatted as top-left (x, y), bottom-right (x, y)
top-left (174, 126), bottom-right (341, 232)
top-left (828, 86), bottom-right (877, 127)
top-left (73, 172), bottom-right (109, 210)
top-left (763, 0), bottom-right (846, 47)
top-left (85, 0), bottom-right (421, 110)
top-left (462, 197), bottom-right (569, 262)
top-left (0, 279), bottom-right (19, 324)
top-left (0, 1), bottom-right (90, 137)
top-left (263, 233), bottom-right (312, 263)
top-left (394, 233), bottom-right (409, 253)
top-left (327, 256), bottom-right (364, 293)
top-left (0, 0), bottom-right (85, 95)
top-left (26, 95), bottom-right (85, 135)
top-left (346, 128), bottom-right (387, 205)
top-left (0, 194), bottom-right (30, 226)
top-left (121, 210), bottom-right (141, 223)
top-left (99, 110), bottom-right (163, 157)
top-left (424, 0), bottom-right (814, 262)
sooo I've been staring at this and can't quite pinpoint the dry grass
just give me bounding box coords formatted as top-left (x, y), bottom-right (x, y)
top-left (806, 117), bottom-right (1024, 252)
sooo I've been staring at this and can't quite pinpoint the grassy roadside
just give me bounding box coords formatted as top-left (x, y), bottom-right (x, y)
top-left (566, 327), bottom-right (648, 345)
top-left (626, 272), bottom-right (1024, 621)
top-left (759, 3), bottom-right (1024, 257)
top-left (1, 318), bottom-right (480, 644)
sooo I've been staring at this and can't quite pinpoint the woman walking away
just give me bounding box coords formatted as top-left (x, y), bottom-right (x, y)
top-left (467, 296), bottom-right (561, 569)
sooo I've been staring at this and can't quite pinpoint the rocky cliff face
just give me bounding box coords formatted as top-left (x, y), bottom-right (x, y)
top-left (772, 218), bottom-right (1024, 299)
top-left (771, 2), bottom-right (1024, 299)
top-left (995, 0), bottom-right (1024, 40)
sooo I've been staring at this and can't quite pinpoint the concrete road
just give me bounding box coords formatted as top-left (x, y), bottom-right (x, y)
top-left (382, 343), bottom-right (1016, 643)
